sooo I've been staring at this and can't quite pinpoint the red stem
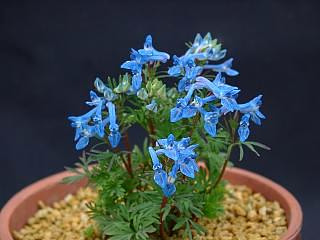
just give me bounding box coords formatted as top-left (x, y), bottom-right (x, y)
top-left (159, 196), bottom-right (168, 240)
top-left (148, 119), bottom-right (156, 146)
top-left (124, 132), bottom-right (133, 177)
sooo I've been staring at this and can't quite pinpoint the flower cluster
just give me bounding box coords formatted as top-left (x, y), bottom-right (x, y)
top-left (121, 35), bottom-right (170, 93)
top-left (169, 33), bottom-right (265, 142)
top-left (148, 134), bottom-right (199, 197)
top-left (68, 33), bottom-right (266, 200)
top-left (66, 33), bottom-right (269, 240)
top-left (68, 78), bottom-right (120, 150)
top-left (168, 33), bottom-right (238, 93)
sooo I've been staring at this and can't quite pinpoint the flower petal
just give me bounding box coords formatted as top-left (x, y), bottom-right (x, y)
top-left (108, 131), bottom-right (121, 148)
top-left (238, 125), bottom-right (250, 142)
top-left (132, 74), bottom-right (142, 92)
top-left (149, 146), bottom-right (162, 169)
top-left (154, 169), bottom-right (167, 189)
top-left (76, 136), bottom-right (89, 150)
top-left (204, 121), bottom-right (217, 137)
top-left (170, 107), bottom-right (183, 122)
top-left (180, 160), bottom-right (195, 178)
top-left (162, 183), bottom-right (176, 197)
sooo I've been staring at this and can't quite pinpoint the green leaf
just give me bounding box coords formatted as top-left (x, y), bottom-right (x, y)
top-left (244, 142), bottom-right (260, 157)
top-left (161, 205), bottom-right (171, 221)
top-left (190, 206), bottom-right (203, 218)
top-left (190, 220), bottom-right (206, 235)
top-left (245, 141), bottom-right (271, 150)
top-left (173, 218), bottom-right (187, 231)
top-left (185, 221), bottom-right (193, 240)
top-left (103, 221), bottom-right (132, 235)
top-left (239, 144), bottom-right (244, 161)
top-left (83, 225), bottom-right (95, 238)
top-left (109, 234), bottom-right (133, 240)
top-left (61, 174), bottom-right (85, 184)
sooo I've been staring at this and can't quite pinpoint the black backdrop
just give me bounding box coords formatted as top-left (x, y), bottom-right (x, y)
top-left (1, 1), bottom-right (319, 238)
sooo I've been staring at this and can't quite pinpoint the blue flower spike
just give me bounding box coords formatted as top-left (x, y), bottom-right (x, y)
top-left (148, 134), bottom-right (199, 197)
top-left (168, 33), bottom-right (237, 93)
top-left (68, 76), bottom-right (123, 150)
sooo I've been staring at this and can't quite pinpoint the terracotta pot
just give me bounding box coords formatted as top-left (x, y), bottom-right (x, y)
top-left (0, 167), bottom-right (303, 240)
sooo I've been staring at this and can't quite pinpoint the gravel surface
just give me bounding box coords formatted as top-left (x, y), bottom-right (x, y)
top-left (13, 184), bottom-right (287, 240)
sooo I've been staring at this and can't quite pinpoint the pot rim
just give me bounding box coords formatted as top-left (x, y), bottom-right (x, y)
top-left (0, 167), bottom-right (303, 240)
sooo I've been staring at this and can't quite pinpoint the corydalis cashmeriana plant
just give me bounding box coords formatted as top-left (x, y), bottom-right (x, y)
top-left (66, 33), bottom-right (269, 240)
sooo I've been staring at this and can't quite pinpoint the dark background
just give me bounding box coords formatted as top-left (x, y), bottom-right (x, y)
top-left (1, 0), bottom-right (319, 238)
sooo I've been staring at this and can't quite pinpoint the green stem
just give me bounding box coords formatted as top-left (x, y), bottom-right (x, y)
top-left (212, 144), bottom-right (234, 188)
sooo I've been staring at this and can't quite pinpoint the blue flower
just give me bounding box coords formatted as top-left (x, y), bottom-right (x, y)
top-left (170, 86), bottom-right (199, 122)
top-left (156, 134), bottom-right (198, 163)
top-left (148, 134), bottom-right (199, 197)
top-left (92, 106), bottom-right (109, 138)
top-left (149, 146), bottom-right (176, 197)
top-left (68, 108), bottom-right (96, 141)
top-left (75, 124), bottom-right (97, 150)
top-left (203, 58), bottom-right (239, 76)
top-left (168, 55), bottom-right (183, 76)
top-left (121, 55), bottom-right (143, 93)
top-left (121, 35), bottom-right (170, 93)
top-left (162, 183), bottom-right (176, 197)
top-left (177, 62), bottom-right (203, 92)
top-left (236, 95), bottom-right (265, 142)
top-left (170, 97), bottom-right (198, 122)
top-left (106, 102), bottom-right (121, 148)
top-left (168, 56), bottom-right (203, 92)
top-left (69, 92), bottom-right (111, 150)
top-left (237, 95), bottom-right (266, 125)
top-left (238, 114), bottom-right (250, 142)
top-left (199, 106), bottom-right (220, 137)
top-left (148, 146), bottom-right (167, 189)
top-left (195, 73), bottom-right (240, 114)
top-left (169, 154), bottom-right (199, 179)
top-left (69, 79), bottom-right (121, 150)
top-left (138, 35), bottom-right (170, 63)
top-left (68, 110), bottom-right (98, 150)
top-left (93, 80), bottom-right (121, 148)
top-left (86, 90), bottom-right (105, 108)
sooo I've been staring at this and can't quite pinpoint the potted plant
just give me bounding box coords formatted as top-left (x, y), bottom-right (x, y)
top-left (0, 33), bottom-right (302, 240)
